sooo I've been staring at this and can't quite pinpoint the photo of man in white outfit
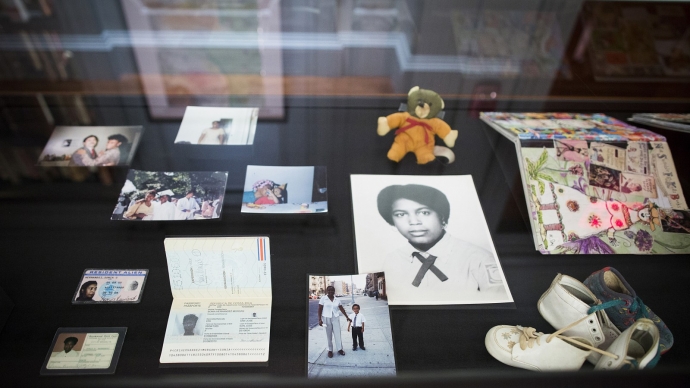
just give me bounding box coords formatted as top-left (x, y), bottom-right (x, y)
top-left (152, 190), bottom-right (176, 220)
top-left (176, 190), bottom-right (200, 220)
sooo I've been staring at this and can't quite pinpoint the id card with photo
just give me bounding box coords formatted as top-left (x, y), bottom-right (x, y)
top-left (40, 327), bottom-right (126, 375)
top-left (73, 269), bottom-right (148, 304)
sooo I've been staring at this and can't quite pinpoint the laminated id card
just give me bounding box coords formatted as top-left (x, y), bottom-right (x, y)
top-left (72, 269), bottom-right (148, 304)
top-left (41, 327), bottom-right (127, 375)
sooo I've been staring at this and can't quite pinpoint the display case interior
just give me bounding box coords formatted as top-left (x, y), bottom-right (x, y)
top-left (0, 0), bottom-right (689, 386)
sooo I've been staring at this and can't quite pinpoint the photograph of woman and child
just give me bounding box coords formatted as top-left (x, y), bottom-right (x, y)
top-left (37, 126), bottom-right (143, 167)
top-left (307, 275), bottom-right (396, 378)
top-left (350, 174), bottom-right (513, 306)
top-left (242, 166), bottom-right (328, 214)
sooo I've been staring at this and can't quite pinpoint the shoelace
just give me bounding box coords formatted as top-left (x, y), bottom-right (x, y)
top-left (587, 296), bottom-right (650, 321)
top-left (586, 301), bottom-right (660, 369)
top-left (515, 315), bottom-right (628, 365)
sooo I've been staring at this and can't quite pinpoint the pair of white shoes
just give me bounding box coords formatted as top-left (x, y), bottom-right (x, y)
top-left (485, 274), bottom-right (660, 371)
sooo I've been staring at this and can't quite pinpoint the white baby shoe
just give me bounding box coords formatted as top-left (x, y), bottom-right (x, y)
top-left (538, 273), bottom-right (621, 363)
top-left (486, 318), bottom-right (628, 372)
top-left (595, 318), bottom-right (660, 371)
top-left (485, 325), bottom-right (593, 371)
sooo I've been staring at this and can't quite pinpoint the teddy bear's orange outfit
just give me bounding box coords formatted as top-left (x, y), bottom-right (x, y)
top-left (385, 112), bottom-right (452, 164)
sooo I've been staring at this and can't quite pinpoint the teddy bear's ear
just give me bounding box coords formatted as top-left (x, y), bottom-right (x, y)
top-left (408, 86), bottom-right (420, 96)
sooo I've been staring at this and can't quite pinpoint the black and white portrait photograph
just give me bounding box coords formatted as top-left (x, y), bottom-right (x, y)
top-left (350, 175), bottom-right (513, 306)
top-left (166, 313), bottom-right (205, 337)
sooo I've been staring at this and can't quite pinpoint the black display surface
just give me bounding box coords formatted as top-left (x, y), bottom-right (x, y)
top-left (0, 286), bottom-right (12, 334)
top-left (0, 95), bottom-right (689, 386)
top-left (2, 0), bottom-right (690, 385)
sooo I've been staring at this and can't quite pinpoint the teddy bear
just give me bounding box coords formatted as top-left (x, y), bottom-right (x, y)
top-left (377, 86), bottom-right (458, 164)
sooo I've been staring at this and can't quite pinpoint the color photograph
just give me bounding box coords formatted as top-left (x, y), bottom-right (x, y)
top-left (37, 126), bottom-right (143, 166)
top-left (241, 165), bottom-right (328, 214)
top-left (307, 274), bottom-right (395, 378)
top-left (112, 170), bottom-right (228, 221)
top-left (174, 106), bottom-right (259, 145)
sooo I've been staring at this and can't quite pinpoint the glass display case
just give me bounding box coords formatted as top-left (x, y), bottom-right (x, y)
top-left (0, 0), bottom-right (689, 385)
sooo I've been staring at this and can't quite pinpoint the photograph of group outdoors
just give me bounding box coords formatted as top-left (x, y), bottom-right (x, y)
top-left (174, 106), bottom-right (259, 145)
top-left (242, 165), bottom-right (328, 214)
top-left (350, 174), bottom-right (513, 306)
top-left (307, 274), bottom-right (395, 378)
top-left (37, 126), bottom-right (143, 167)
top-left (111, 170), bottom-right (228, 221)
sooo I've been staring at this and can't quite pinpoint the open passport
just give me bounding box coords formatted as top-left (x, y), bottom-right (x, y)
top-left (160, 237), bottom-right (272, 364)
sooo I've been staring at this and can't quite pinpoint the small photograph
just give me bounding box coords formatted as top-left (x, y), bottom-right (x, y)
top-left (625, 141), bottom-right (650, 175)
top-left (620, 173), bottom-right (658, 198)
top-left (661, 209), bottom-right (690, 234)
top-left (47, 333), bottom-right (87, 364)
top-left (73, 269), bottom-right (148, 304)
top-left (307, 274), bottom-right (395, 378)
top-left (241, 165), bottom-right (328, 214)
top-left (649, 142), bottom-right (687, 210)
top-left (174, 106), bottom-right (259, 145)
top-left (37, 126), bottom-right (143, 166)
top-left (589, 142), bottom-right (626, 171)
top-left (589, 163), bottom-right (621, 192)
top-left (350, 175), bottom-right (513, 306)
top-left (165, 313), bottom-right (206, 337)
top-left (553, 139), bottom-right (589, 162)
top-left (41, 327), bottom-right (127, 375)
top-left (112, 170), bottom-right (228, 221)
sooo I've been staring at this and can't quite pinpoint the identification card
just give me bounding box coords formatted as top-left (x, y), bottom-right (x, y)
top-left (73, 269), bottom-right (148, 304)
top-left (40, 327), bottom-right (126, 375)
